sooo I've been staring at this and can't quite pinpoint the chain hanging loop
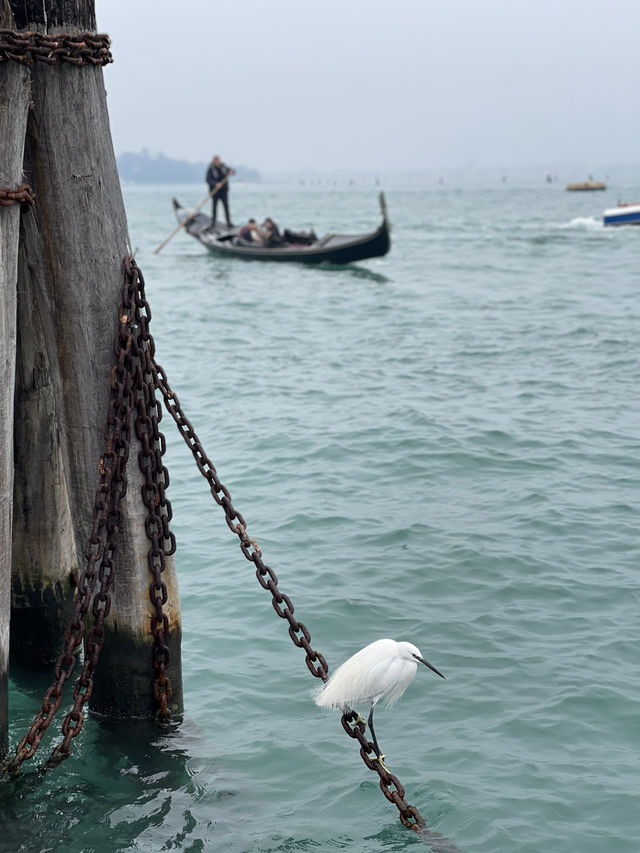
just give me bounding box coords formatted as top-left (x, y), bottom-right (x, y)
top-left (1, 272), bottom-right (138, 775)
top-left (130, 252), bottom-right (426, 830)
top-left (2, 256), bottom-right (430, 833)
top-left (123, 257), bottom-right (175, 719)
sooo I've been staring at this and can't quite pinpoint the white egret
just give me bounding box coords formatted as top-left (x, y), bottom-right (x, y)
top-left (315, 638), bottom-right (445, 765)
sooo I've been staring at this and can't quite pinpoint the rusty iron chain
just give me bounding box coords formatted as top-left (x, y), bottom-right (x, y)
top-left (1, 262), bottom-right (177, 774)
top-left (126, 260), bottom-right (176, 718)
top-left (2, 255), bottom-right (429, 830)
top-left (0, 184), bottom-right (35, 207)
top-left (149, 336), bottom-right (330, 680)
top-left (120, 258), bottom-right (428, 829)
top-left (341, 710), bottom-right (426, 830)
top-left (1, 274), bottom-right (138, 775)
top-left (0, 30), bottom-right (112, 66)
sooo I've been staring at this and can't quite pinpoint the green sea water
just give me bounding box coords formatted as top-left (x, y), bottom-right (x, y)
top-left (2, 180), bottom-right (638, 852)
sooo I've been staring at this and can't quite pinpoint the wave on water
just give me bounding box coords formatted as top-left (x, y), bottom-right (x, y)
top-left (5, 183), bottom-right (639, 853)
top-left (552, 216), bottom-right (604, 231)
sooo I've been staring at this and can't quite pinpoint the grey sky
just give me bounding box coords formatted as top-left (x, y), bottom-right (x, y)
top-left (94, 0), bottom-right (640, 174)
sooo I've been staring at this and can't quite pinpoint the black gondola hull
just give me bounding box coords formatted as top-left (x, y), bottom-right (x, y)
top-left (172, 195), bottom-right (390, 265)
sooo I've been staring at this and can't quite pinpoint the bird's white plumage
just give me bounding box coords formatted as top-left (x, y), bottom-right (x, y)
top-left (315, 638), bottom-right (424, 711)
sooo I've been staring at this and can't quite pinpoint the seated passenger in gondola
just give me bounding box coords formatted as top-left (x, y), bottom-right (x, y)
top-left (237, 218), bottom-right (263, 245)
top-left (261, 217), bottom-right (283, 247)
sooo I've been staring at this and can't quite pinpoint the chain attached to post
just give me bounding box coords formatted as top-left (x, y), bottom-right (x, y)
top-left (2, 256), bottom-right (430, 831)
top-left (0, 30), bottom-right (112, 66)
top-left (0, 184), bottom-right (35, 207)
top-left (123, 259), bottom-right (176, 719)
top-left (1, 273), bottom-right (138, 775)
top-left (122, 259), bottom-right (428, 829)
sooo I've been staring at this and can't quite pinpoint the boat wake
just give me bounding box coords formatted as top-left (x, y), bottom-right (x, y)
top-left (553, 216), bottom-right (603, 231)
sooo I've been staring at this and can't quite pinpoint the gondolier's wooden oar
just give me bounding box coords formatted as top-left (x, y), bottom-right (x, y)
top-left (152, 176), bottom-right (229, 254)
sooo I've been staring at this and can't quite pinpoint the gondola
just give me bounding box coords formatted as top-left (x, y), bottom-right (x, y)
top-left (172, 193), bottom-right (390, 264)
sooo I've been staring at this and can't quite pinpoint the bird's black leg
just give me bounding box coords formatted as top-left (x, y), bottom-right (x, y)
top-left (368, 706), bottom-right (389, 771)
top-left (368, 705), bottom-right (382, 758)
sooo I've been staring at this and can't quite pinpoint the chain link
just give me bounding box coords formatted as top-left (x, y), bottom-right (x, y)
top-left (0, 184), bottom-right (35, 207)
top-left (0, 30), bottom-right (112, 66)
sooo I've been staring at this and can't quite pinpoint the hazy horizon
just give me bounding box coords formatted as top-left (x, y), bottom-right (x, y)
top-left (95, 0), bottom-right (640, 176)
top-left (117, 149), bottom-right (640, 186)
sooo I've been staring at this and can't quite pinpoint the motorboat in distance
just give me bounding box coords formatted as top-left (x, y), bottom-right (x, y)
top-left (603, 201), bottom-right (640, 226)
top-left (566, 180), bottom-right (607, 191)
top-left (172, 194), bottom-right (390, 265)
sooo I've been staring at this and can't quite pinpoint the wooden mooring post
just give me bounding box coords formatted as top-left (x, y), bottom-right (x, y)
top-left (0, 0), bottom-right (31, 759)
top-left (1, 0), bottom-right (182, 758)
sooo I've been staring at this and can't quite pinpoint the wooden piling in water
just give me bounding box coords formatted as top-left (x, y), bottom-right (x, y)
top-left (0, 0), bottom-right (31, 759)
top-left (5, 0), bottom-right (183, 723)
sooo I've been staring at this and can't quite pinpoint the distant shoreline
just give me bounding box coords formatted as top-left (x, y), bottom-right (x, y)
top-left (117, 149), bottom-right (261, 184)
top-left (116, 149), bottom-right (640, 187)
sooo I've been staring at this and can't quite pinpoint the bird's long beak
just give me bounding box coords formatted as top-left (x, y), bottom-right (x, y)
top-left (414, 654), bottom-right (445, 679)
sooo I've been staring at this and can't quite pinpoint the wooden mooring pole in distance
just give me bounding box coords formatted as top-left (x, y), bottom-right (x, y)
top-left (0, 0), bottom-right (31, 760)
top-left (7, 0), bottom-right (183, 721)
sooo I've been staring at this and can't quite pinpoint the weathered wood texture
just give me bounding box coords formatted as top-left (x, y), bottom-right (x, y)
top-left (9, 0), bottom-right (95, 30)
top-left (0, 0), bottom-right (30, 760)
top-left (9, 0), bottom-right (183, 718)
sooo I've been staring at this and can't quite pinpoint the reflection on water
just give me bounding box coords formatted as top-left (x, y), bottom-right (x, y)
top-left (0, 713), bottom-right (249, 853)
top-left (318, 262), bottom-right (391, 283)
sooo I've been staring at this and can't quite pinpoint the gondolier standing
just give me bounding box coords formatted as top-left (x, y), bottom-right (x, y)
top-left (206, 155), bottom-right (236, 225)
